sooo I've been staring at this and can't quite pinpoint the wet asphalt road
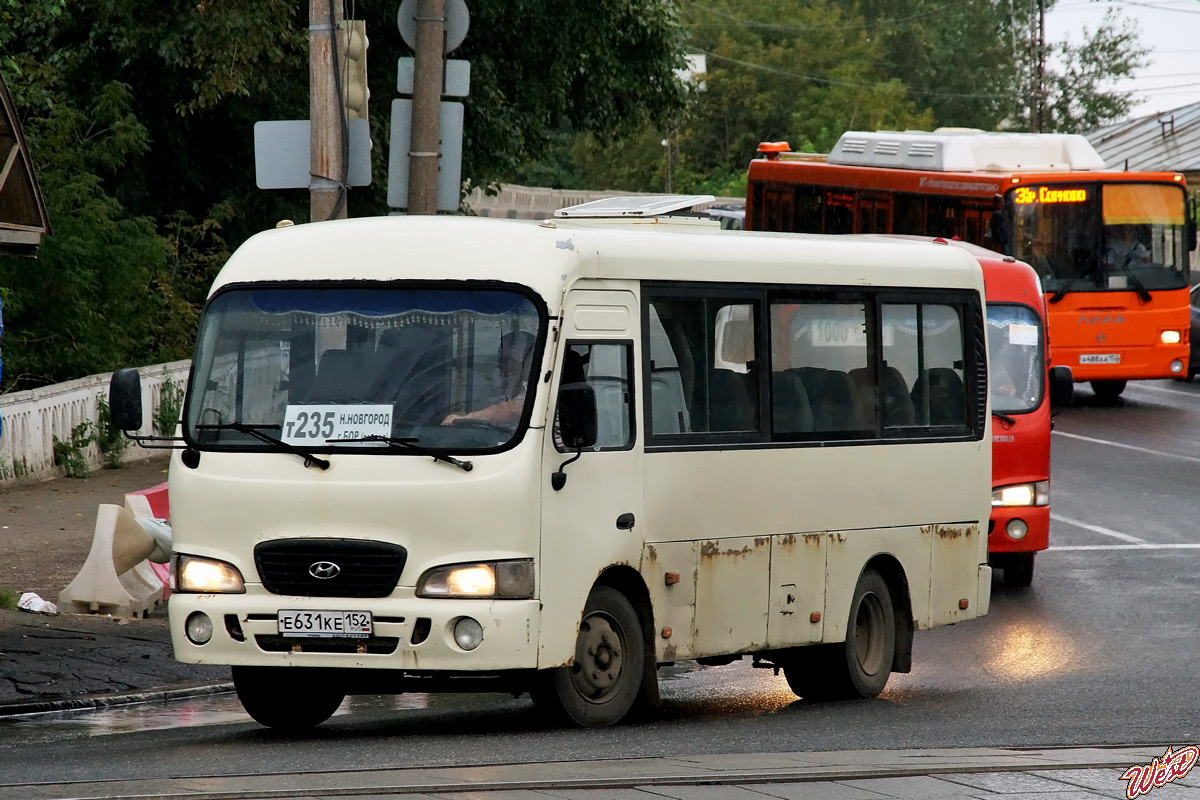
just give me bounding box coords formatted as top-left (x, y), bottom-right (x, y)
top-left (0, 379), bottom-right (1197, 786)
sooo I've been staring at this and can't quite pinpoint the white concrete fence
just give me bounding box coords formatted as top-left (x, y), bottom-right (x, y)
top-left (0, 360), bottom-right (191, 485)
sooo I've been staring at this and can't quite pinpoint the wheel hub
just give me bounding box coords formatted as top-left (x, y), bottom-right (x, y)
top-left (571, 613), bottom-right (624, 700)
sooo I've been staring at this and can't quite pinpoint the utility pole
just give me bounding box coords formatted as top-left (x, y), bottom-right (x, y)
top-left (1029, 0), bottom-right (1046, 133)
top-left (310, 0), bottom-right (346, 222)
top-left (408, 0), bottom-right (446, 215)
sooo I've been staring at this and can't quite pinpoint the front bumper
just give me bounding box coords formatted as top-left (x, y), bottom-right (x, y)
top-left (988, 505), bottom-right (1050, 554)
top-left (169, 589), bottom-right (541, 671)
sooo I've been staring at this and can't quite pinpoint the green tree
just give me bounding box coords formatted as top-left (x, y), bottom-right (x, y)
top-left (0, 1), bottom-right (687, 390)
top-left (1036, 9), bottom-right (1148, 133)
top-left (0, 75), bottom-right (168, 389)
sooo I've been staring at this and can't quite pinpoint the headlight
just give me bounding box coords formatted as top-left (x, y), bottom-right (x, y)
top-left (174, 555), bottom-right (246, 593)
top-left (991, 480), bottom-right (1049, 508)
top-left (1161, 330), bottom-right (1182, 345)
top-left (417, 559), bottom-right (534, 599)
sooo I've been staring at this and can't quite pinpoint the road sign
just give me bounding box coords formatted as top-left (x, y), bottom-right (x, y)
top-left (387, 99), bottom-right (463, 211)
top-left (397, 0), bottom-right (469, 54)
top-left (254, 120), bottom-right (372, 190)
top-left (397, 57), bottom-right (470, 97)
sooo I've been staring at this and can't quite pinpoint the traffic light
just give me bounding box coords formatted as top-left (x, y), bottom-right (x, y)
top-left (341, 19), bottom-right (369, 121)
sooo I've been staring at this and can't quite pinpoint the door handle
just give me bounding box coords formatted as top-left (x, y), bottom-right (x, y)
top-left (616, 513), bottom-right (635, 531)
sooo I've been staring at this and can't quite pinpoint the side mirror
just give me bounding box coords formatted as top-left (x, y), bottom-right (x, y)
top-left (1048, 365), bottom-right (1074, 408)
top-left (109, 368), bottom-right (144, 431)
top-left (556, 382), bottom-right (598, 450)
top-left (551, 383), bottom-right (597, 491)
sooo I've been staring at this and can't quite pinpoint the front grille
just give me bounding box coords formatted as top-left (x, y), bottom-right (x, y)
top-left (254, 539), bottom-right (407, 597)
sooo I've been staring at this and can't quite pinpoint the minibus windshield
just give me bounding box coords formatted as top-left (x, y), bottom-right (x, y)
top-left (184, 285), bottom-right (543, 453)
top-left (987, 304), bottom-right (1044, 414)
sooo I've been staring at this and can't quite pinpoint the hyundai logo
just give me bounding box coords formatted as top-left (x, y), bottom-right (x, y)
top-left (309, 561), bottom-right (341, 580)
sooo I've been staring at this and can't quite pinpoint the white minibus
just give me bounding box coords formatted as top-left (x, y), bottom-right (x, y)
top-left (110, 199), bottom-right (993, 730)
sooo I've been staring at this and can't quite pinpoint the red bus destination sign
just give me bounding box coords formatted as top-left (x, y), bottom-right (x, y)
top-left (1013, 186), bottom-right (1088, 205)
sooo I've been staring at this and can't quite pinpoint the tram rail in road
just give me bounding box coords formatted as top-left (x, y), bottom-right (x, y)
top-left (0, 745), bottom-right (1178, 800)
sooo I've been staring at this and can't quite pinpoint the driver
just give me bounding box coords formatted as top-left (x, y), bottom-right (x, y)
top-left (442, 330), bottom-right (536, 426)
top-left (1104, 225), bottom-right (1151, 269)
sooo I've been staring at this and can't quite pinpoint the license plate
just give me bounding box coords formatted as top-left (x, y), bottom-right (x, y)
top-left (277, 609), bottom-right (372, 638)
top-left (1080, 353), bottom-right (1120, 365)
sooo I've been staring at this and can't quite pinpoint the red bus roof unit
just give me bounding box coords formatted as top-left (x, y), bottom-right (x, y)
top-left (828, 129), bottom-right (1108, 174)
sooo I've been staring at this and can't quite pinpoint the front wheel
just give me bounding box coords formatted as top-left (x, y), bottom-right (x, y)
top-left (783, 569), bottom-right (895, 701)
top-left (233, 666), bottom-right (345, 730)
top-left (1090, 380), bottom-right (1127, 401)
top-left (531, 586), bottom-right (645, 727)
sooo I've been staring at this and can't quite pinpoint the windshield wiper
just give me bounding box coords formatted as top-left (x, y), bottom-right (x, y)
top-left (330, 435), bottom-right (474, 472)
top-left (992, 411), bottom-right (1016, 427)
top-left (196, 422), bottom-right (330, 470)
top-left (1049, 258), bottom-right (1094, 304)
top-left (1111, 256), bottom-right (1154, 302)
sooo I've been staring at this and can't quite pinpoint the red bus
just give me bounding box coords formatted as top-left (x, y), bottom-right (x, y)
top-left (746, 130), bottom-right (1195, 400)
top-left (895, 238), bottom-right (1069, 586)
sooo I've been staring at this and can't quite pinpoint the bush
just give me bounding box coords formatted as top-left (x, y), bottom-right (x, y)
top-left (52, 420), bottom-right (95, 478)
top-left (96, 394), bottom-right (129, 468)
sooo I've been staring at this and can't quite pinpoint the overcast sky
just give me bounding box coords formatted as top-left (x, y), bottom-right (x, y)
top-left (1045, 0), bottom-right (1200, 119)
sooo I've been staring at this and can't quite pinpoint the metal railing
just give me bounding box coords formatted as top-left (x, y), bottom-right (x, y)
top-left (0, 361), bottom-right (191, 484)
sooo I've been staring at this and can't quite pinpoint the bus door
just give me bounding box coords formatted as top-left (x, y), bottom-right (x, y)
top-left (857, 194), bottom-right (892, 234)
top-left (538, 288), bottom-right (645, 668)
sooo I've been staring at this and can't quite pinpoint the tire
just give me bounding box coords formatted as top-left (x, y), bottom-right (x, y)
top-left (531, 585), bottom-right (645, 727)
top-left (1090, 380), bottom-right (1127, 401)
top-left (1003, 552), bottom-right (1035, 588)
top-left (783, 569), bottom-right (895, 701)
top-left (233, 666), bottom-right (345, 730)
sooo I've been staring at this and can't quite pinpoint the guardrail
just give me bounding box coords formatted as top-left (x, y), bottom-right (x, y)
top-left (0, 361), bottom-right (191, 484)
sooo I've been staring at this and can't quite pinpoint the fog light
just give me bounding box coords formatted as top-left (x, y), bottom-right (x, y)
top-left (1162, 330), bottom-right (1182, 345)
top-left (1006, 519), bottom-right (1029, 541)
top-left (453, 617), bottom-right (483, 651)
top-left (185, 612), bottom-right (213, 645)
top-left (1170, 359), bottom-right (1183, 374)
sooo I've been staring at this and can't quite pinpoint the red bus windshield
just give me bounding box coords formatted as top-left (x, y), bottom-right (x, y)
top-left (986, 303), bottom-right (1044, 414)
top-left (1006, 182), bottom-right (1190, 298)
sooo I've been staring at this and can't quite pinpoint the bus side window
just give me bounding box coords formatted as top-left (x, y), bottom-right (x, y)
top-left (556, 342), bottom-right (633, 452)
top-left (825, 191), bottom-right (854, 234)
top-left (647, 304), bottom-right (692, 435)
top-left (776, 300), bottom-right (872, 435)
top-left (795, 187), bottom-right (823, 233)
top-left (894, 194), bottom-right (924, 235)
top-left (884, 302), bottom-right (967, 428)
top-left (928, 198), bottom-right (960, 239)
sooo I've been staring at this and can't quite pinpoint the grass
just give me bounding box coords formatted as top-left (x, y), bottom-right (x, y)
top-left (0, 588), bottom-right (16, 610)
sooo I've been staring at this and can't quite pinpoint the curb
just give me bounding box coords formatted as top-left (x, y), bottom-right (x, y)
top-left (0, 680), bottom-right (234, 718)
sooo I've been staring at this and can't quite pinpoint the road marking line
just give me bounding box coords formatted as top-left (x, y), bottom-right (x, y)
top-left (1050, 512), bottom-right (1147, 543)
top-left (1125, 382), bottom-right (1194, 397)
top-left (1049, 543), bottom-right (1200, 551)
top-left (1052, 430), bottom-right (1200, 464)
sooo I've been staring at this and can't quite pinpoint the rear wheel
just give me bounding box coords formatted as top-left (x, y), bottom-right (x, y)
top-left (1090, 380), bottom-right (1127, 401)
top-left (233, 666), bottom-right (345, 730)
top-left (531, 585), bottom-right (645, 727)
top-left (1002, 552), bottom-right (1035, 588)
top-left (783, 569), bottom-right (895, 700)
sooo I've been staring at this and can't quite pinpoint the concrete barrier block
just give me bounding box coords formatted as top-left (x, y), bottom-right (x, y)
top-left (57, 503), bottom-right (164, 618)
